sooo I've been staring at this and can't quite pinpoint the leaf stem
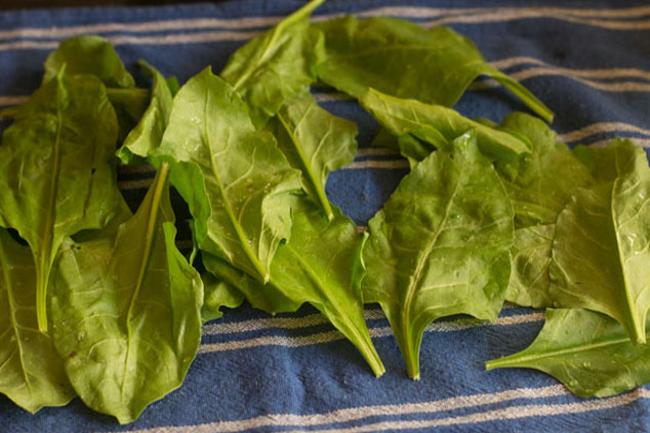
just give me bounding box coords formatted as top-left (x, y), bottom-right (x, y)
top-left (401, 331), bottom-right (421, 380)
top-left (490, 70), bottom-right (554, 123)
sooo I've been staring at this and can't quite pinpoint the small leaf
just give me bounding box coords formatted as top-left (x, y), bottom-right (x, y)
top-left (359, 88), bottom-right (530, 161)
top-left (363, 131), bottom-right (513, 379)
top-left (270, 92), bottom-right (358, 220)
top-left (221, 0), bottom-right (325, 126)
top-left (487, 308), bottom-right (650, 398)
top-left (117, 61), bottom-right (174, 164)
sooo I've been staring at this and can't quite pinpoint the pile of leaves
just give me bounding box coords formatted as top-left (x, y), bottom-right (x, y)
top-left (1, 0), bottom-right (649, 423)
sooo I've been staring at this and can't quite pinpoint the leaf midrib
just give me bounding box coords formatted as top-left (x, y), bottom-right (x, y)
top-left (201, 91), bottom-right (268, 282)
top-left (401, 157), bottom-right (462, 368)
top-left (283, 241), bottom-right (382, 375)
top-left (121, 163), bottom-right (169, 401)
top-left (36, 77), bottom-right (65, 333)
top-left (610, 147), bottom-right (643, 343)
top-left (278, 110), bottom-right (333, 220)
top-left (487, 336), bottom-right (631, 368)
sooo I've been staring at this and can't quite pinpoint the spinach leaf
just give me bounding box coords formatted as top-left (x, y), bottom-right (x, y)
top-left (0, 229), bottom-right (74, 413)
top-left (51, 163), bottom-right (203, 424)
top-left (371, 128), bottom-right (430, 168)
top-left (490, 113), bottom-right (593, 308)
top-left (270, 92), bottom-right (357, 220)
top-left (117, 60), bottom-right (174, 164)
top-left (360, 88), bottom-right (530, 161)
top-left (156, 67), bottom-right (301, 283)
top-left (494, 113), bottom-right (593, 227)
top-left (221, 0), bottom-right (324, 126)
top-left (43, 35), bottom-right (134, 88)
top-left (316, 17), bottom-right (553, 122)
top-left (573, 143), bottom-right (628, 183)
top-left (43, 35), bottom-right (149, 140)
top-left (0, 71), bottom-right (125, 332)
top-left (363, 131), bottom-right (513, 379)
top-left (204, 202), bottom-right (385, 377)
top-left (548, 140), bottom-right (650, 343)
top-left (202, 253), bottom-right (301, 314)
top-left (486, 308), bottom-right (650, 397)
top-left (507, 224), bottom-right (556, 308)
top-left (201, 272), bottom-right (245, 323)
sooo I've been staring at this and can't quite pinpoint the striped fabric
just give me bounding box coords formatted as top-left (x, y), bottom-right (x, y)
top-left (1, 1), bottom-right (649, 432)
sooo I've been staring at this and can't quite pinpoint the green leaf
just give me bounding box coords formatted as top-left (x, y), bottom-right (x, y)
top-left (155, 67), bottom-right (302, 283)
top-left (486, 308), bottom-right (650, 398)
top-left (548, 140), bottom-right (650, 343)
top-left (507, 224), bottom-right (556, 308)
top-left (495, 113), bottom-right (593, 227)
top-left (316, 17), bottom-right (553, 121)
top-left (43, 35), bottom-right (134, 88)
top-left (490, 113), bottom-right (592, 308)
top-left (0, 229), bottom-right (74, 413)
top-left (0, 72), bottom-right (125, 332)
top-left (573, 143), bottom-right (627, 183)
top-left (221, 0), bottom-right (325, 126)
top-left (105, 87), bottom-right (150, 137)
top-left (270, 92), bottom-right (358, 220)
top-left (359, 88), bottom-right (530, 161)
top-left (201, 272), bottom-right (245, 323)
top-left (203, 253), bottom-right (301, 314)
top-left (42, 35), bottom-right (151, 141)
top-left (204, 203), bottom-right (385, 377)
top-left (363, 131), bottom-right (513, 379)
top-left (51, 164), bottom-right (203, 424)
top-left (371, 128), bottom-right (429, 168)
top-left (117, 61), bottom-right (174, 164)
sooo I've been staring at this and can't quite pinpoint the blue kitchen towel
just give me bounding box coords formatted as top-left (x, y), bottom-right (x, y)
top-left (1, 1), bottom-right (650, 432)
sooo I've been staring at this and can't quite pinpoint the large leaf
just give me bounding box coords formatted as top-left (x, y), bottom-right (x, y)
top-left (548, 140), bottom-right (650, 343)
top-left (363, 131), bottom-right (513, 379)
top-left (0, 229), bottom-right (74, 413)
top-left (359, 88), bottom-right (530, 162)
top-left (204, 202), bottom-right (385, 377)
top-left (316, 17), bottom-right (552, 121)
top-left (156, 67), bottom-right (301, 283)
top-left (117, 60), bottom-right (174, 164)
top-left (0, 72), bottom-right (124, 332)
top-left (221, 0), bottom-right (324, 126)
top-left (270, 92), bottom-right (358, 220)
top-left (486, 308), bottom-right (650, 397)
top-left (51, 164), bottom-right (203, 424)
